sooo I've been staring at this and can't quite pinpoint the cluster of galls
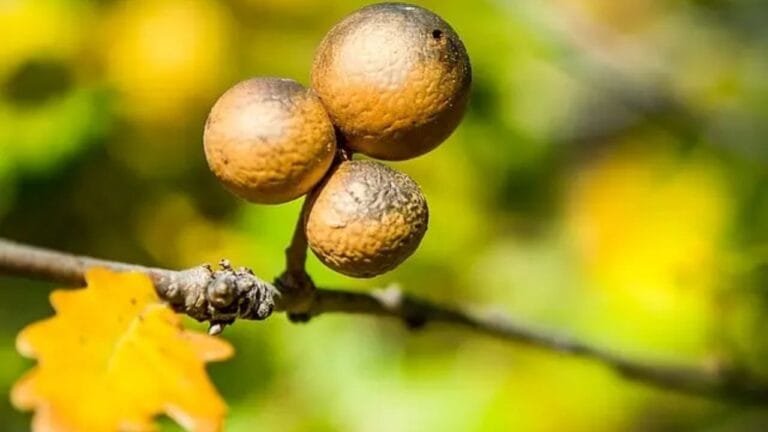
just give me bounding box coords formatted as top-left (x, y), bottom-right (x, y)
top-left (204, 3), bottom-right (471, 278)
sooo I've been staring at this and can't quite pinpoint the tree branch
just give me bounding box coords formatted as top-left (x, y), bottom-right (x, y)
top-left (1, 237), bottom-right (767, 404)
top-left (0, 238), bottom-right (278, 333)
top-left (276, 196), bottom-right (316, 315)
top-left (304, 287), bottom-right (768, 404)
top-left (284, 196), bottom-right (311, 275)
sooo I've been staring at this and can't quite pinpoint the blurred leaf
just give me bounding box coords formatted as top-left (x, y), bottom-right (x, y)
top-left (565, 140), bottom-right (733, 355)
top-left (102, 0), bottom-right (235, 124)
top-left (11, 268), bottom-right (233, 432)
top-left (0, 0), bottom-right (90, 81)
top-left (0, 86), bottom-right (111, 176)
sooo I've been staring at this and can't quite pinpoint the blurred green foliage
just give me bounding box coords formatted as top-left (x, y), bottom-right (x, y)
top-left (1, 0), bottom-right (767, 430)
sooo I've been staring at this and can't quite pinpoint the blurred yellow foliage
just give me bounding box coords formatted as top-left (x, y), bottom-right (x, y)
top-left (12, 268), bottom-right (232, 432)
top-left (566, 140), bottom-right (732, 353)
top-left (137, 194), bottom-right (249, 268)
top-left (102, 0), bottom-right (234, 123)
top-left (553, 0), bottom-right (664, 34)
top-left (482, 352), bottom-right (638, 432)
top-left (567, 144), bottom-right (730, 301)
top-left (0, 0), bottom-right (89, 80)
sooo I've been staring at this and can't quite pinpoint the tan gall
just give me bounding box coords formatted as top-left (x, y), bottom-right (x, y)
top-left (305, 160), bottom-right (428, 278)
top-left (204, 78), bottom-right (336, 204)
top-left (312, 3), bottom-right (471, 161)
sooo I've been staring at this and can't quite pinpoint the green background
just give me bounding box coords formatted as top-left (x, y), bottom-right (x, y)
top-left (1, 0), bottom-right (768, 430)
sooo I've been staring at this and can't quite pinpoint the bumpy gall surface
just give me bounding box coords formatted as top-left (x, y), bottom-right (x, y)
top-left (204, 77), bottom-right (336, 204)
top-left (312, 3), bottom-right (471, 161)
top-left (305, 160), bottom-right (429, 278)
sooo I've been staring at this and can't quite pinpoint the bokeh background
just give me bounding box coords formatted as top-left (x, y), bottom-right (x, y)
top-left (1, 0), bottom-right (768, 430)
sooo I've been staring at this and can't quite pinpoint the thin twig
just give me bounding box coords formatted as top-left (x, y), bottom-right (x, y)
top-left (277, 196), bottom-right (316, 314)
top-left (284, 197), bottom-right (311, 275)
top-left (307, 287), bottom-right (768, 404)
top-left (1, 237), bottom-right (767, 404)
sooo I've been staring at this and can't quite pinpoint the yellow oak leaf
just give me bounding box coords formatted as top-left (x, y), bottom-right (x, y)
top-left (11, 268), bottom-right (234, 432)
